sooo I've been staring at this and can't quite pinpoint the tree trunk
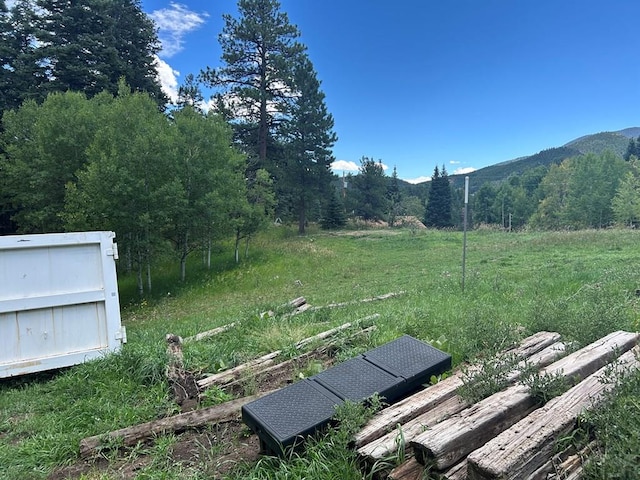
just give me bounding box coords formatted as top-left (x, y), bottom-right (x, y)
top-left (298, 196), bottom-right (306, 234)
top-left (79, 390), bottom-right (276, 457)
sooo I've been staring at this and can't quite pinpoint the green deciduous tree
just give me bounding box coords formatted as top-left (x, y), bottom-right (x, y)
top-left (63, 85), bottom-right (173, 294)
top-left (165, 106), bottom-right (247, 280)
top-left (612, 161), bottom-right (640, 227)
top-left (0, 91), bottom-right (104, 232)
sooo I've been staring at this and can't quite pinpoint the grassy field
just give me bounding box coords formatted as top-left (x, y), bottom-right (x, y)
top-left (1, 227), bottom-right (639, 479)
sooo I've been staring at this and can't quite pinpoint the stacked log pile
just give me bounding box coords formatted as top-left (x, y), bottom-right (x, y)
top-left (356, 330), bottom-right (639, 480)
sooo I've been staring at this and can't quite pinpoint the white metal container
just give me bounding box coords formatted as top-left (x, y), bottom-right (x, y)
top-left (0, 231), bottom-right (126, 378)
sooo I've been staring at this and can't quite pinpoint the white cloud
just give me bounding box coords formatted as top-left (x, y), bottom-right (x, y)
top-left (331, 160), bottom-right (360, 172)
top-left (404, 176), bottom-right (431, 184)
top-left (154, 56), bottom-right (180, 103)
top-left (453, 167), bottom-right (477, 175)
top-left (450, 160), bottom-right (460, 165)
top-left (149, 3), bottom-right (208, 58)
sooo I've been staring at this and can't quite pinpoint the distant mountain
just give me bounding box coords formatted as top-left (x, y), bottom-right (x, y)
top-left (449, 127), bottom-right (638, 192)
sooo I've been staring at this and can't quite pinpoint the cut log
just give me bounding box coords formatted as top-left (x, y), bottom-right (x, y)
top-left (442, 460), bottom-right (467, 480)
top-left (410, 330), bottom-right (638, 471)
top-left (311, 291), bottom-right (406, 311)
top-left (354, 331), bottom-right (562, 447)
top-left (388, 457), bottom-right (424, 480)
top-left (294, 317), bottom-right (379, 350)
top-left (357, 340), bottom-right (565, 468)
top-left (182, 322), bottom-right (238, 343)
top-left (79, 389), bottom-right (275, 457)
top-left (466, 348), bottom-right (639, 480)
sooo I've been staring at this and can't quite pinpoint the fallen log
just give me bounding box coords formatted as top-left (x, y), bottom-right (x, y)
top-left (79, 389), bottom-right (276, 458)
top-left (197, 318), bottom-right (379, 390)
top-left (222, 326), bottom-right (378, 393)
top-left (354, 331), bottom-right (562, 448)
top-left (197, 351), bottom-right (282, 389)
top-left (311, 291), bottom-right (406, 311)
top-left (358, 341), bottom-right (565, 468)
top-left (466, 348), bottom-right (639, 480)
top-left (182, 322), bottom-right (238, 344)
top-left (411, 331), bottom-right (638, 471)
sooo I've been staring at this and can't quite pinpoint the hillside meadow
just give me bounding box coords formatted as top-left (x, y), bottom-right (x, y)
top-left (1, 227), bottom-right (640, 479)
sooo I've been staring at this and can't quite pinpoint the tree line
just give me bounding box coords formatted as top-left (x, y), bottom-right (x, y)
top-left (1, 0), bottom-right (638, 294)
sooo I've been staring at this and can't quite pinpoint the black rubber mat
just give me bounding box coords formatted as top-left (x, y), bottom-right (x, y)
top-left (363, 334), bottom-right (452, 391)
top-left (241, 334), bottom-right (451, 455)
top-left (241, 379), bottom-right (344, 455)
top-left (313, 357), bottom-right (403, 402)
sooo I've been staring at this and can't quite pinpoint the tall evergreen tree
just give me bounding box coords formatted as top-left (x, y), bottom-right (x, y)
top-left (278, 55), bottom-right (336, 234)
top-left (387, 166), bottom-right (401, 227)
top-left (34, 0), bottom-right (164, 103)
top-left (200, 0), bottom-right (305, 171)
top-left (624, 136), bottom-right (640, 161)
top-left (351, 157), bottom-right (388, 221)
top-left (424, 165), bottom-right (453, 228)
top-left (0, 0), bottom-right (48, 112)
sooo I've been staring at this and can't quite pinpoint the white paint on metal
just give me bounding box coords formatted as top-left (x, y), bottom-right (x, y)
top-left (0, 231), bottom-right (126, 378)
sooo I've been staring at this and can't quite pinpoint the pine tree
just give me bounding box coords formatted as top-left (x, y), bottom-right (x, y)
top-left (200, 0), bottom-right (305, 171)
top-left (351, 157), bottom-right (388, 221)
top-left (424, 165), bottom-right (453, 228)
top-left (18, 0), bottom-right (165, 103)
top-left (321, 189), bottom-right (346, 230)
top-left (278, 55), bottom-right (336, 234)
top-left (387, 166), bottom-right (401, 227)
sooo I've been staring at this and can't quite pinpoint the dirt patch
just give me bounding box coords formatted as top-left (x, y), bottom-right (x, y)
top-left (48, 350), bottom-right (336, 480)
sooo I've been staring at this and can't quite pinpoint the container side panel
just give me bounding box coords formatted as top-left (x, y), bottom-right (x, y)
top-left (0, 303), bottom-right (108, 364)
top-left (0, 244), bottom-right (103, 301)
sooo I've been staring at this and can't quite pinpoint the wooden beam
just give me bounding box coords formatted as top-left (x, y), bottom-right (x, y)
top-left (357, 340), bottom-right (565, 467)
top-left (466, 348), bottom-right (638, 480)
top-left (79, 390), bottom-right (275, 457)
top-left (410, 331), bottom-right (638, 471)
top-left (354, 331), bottom-right (562, 448)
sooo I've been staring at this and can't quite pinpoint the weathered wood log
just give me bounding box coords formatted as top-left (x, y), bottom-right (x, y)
top-left (79, 389), bottom-right (275, 457)
top-left (357, 340), bottom-right (566, 467)
top-left (166, 334), bottom-right (198, 404)
top-left (354, 331), bottom-right (562, 448)
top-left (466, 348), bottom-right (639, 480)
top-left (197, 351), bottom-right (282, 389)
top-left (388, 457), bottom-right (424, 480)
top-left (410, 331), bottom-right (638, 471)
top-left (311, 291), bottom-right (406, 311)
top-left (197, 318), bottom-right (379, 390)
top-left (182, 322), bottom-right (238, 343)
top-left (223, 325), bottom-right (378, 392)
top-left (294, 317), bottom-right (378, 350)
top-left (442, 460), bottom-right (467, 480)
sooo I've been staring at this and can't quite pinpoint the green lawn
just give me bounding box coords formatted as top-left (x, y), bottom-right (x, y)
top-left (1, 227), bottom-right (639, 479)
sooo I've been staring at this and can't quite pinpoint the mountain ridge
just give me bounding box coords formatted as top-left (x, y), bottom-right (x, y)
top-left (447, 127), bottom-right (638, 191)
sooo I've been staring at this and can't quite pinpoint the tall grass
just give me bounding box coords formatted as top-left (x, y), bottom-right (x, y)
top-left (1, 227), bottom-right (639, 479)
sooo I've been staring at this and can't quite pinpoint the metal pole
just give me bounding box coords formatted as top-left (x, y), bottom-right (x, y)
top-left (462, 176), bottom-right (469, 292)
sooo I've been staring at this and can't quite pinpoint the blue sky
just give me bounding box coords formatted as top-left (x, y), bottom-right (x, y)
top-left (142, 0), bottom-right (640, 184)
